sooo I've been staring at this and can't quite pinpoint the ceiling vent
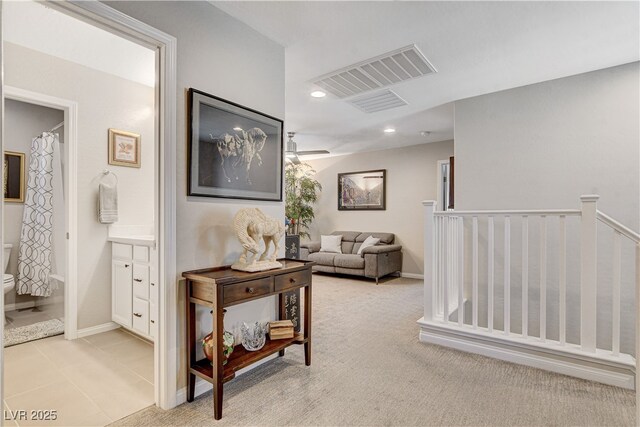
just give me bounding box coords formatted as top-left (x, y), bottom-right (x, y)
top-left (348, 90), bottom-right (407, 114)
top-left (311, 44), bottom-right (436, 99)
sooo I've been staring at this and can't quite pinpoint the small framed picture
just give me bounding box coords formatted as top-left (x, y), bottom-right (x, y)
top-left (338, 169), bottom-right (386, 210)
top-left (4, 151), bottom-right (25, 203)
top-left (108, 129), bottom-right (140, 168)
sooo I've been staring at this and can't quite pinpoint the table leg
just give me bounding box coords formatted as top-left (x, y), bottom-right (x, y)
top-left (278, 293), bottom-right (286, 357)
top-left (213, 291), bottom-right (224, 420)
top-left (186, 281), bottom-right (196, 402)
top-left (304, 284), bottom-right (312, 366)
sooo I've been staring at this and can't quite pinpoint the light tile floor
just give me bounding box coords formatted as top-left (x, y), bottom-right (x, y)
top-left (3, 329), bottom-right (154, 426)
top-left (5, 304), bottom-right (64, 330)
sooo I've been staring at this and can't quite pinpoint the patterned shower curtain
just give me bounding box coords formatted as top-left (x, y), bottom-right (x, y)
top-left (17, 132), bottom-right (61, 297)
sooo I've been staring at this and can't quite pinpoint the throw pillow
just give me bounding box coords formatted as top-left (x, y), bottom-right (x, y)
top-left (320, 235), bottom-right (342, 253)
top-left (357, 236), bottom-right (380, 255)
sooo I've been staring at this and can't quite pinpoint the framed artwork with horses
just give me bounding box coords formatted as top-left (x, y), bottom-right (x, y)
top-left (188, 88), bottom-right (284, 201)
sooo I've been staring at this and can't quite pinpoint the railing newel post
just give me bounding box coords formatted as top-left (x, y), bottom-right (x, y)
top-left (580, 195), bottom-right (599, 353)
top-left (423, 200), bottom-right (437, 322)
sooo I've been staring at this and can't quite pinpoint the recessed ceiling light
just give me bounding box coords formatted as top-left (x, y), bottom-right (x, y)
top-left (233, 127), bottom-right (243, 131)
top-left (384, 128), bottom-right (396, 134)
top-left (310, 90), bottom-right (326, 98)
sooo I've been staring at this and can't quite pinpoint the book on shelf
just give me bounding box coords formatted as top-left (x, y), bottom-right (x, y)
top-left (269, 320), bottom-right (294, 340)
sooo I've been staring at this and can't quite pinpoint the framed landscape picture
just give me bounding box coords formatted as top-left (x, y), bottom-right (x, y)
top-left (338, 169), bottom-right (386, 210)
top-left (108, 129), bottom-right (140, 168)
top-left (4, 151), bottom-right (25, 203)
top-left (188, 88), bottom-right (284, 201)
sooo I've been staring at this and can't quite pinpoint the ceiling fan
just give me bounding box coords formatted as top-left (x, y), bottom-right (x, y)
top-left (285, 132), bottom-right (330, 164)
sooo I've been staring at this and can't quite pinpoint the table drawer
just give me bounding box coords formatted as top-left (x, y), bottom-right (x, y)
top-left (275, 269), bottom-right (310, 292)
top-left (224, 277), bottom-right (273, 304)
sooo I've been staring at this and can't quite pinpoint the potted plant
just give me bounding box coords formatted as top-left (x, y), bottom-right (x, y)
top-left (285, 162), bottom-right (322, 239)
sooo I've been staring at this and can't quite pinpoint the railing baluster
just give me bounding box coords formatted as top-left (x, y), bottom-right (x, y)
top-left (540, 216), bottom-right (547, 342)
top-left (522, 216), bottom-right (529, 338)
top-left (504, 216), bottom-right (511, 335)
top-left (472, 216), bottom-right (478, 329)
top-left (559, 216), bottom-right (566, 346)
top-left (443, 217), bottom-right (449, 323)
top-left (458, 218), bottom-right (464, 326)
top-left (488, 216), bottom-right (494, 333)
top-left (612, 231), bottom-right (621, 356)
top-left (437, 216), bottom-right (442, 316)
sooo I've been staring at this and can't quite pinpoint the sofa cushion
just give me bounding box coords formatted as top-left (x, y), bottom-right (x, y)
top-left (357, 236), bottom-right (380, 255)
top-left (332, 231), bottom-right (361, 242)
top-left (356, 232), bottom-right (395, 245)
top-left (334, 254), bottom-right (365, 269)
top-left (320, 235), bottom-right (342, 253)
top-left (341, 241), bottom-right (355, 254)
top-left (308, 252), bottom-right (338, 265)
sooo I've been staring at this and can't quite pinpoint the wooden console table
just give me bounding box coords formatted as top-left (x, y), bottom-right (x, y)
top-left (182, 259), bottom-right (314, 420)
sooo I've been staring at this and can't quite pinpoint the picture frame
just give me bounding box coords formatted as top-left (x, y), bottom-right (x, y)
top-left (338, 169), bottom-right (386, 211)
top-left (4, 151), bottom-right (25, 203)
top-left (188, 88), bottom-right (284, 201)
top-left (108, 129), bottom-right (141, 168)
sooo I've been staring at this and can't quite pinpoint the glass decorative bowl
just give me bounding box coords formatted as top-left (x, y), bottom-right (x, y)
top-left (241, 322), bottom-right (267, 351)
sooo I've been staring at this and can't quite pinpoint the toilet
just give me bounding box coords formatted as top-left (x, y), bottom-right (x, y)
top-left (3, 244), bottom-right (15, 295)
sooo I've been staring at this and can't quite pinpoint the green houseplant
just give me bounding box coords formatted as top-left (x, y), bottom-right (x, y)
top-left (285, 162), bottom-right (322, 239)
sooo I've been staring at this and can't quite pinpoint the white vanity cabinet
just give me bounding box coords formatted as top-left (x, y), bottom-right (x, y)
top-left (111, 241), bottom-right (157, 341)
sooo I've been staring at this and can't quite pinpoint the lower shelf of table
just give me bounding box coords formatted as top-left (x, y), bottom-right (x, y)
top-left (190, 333), bottom-right (307, 383)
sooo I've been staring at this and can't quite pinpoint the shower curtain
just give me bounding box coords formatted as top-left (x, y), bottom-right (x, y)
top-left (17, 131), bottom-right (63, 297)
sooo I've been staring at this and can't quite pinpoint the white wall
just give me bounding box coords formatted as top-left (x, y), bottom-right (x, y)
top-left (4, 99), bottom-right (64, 307)
top-left (4, 42), bottom-right (156, 329)
top-left (106, 1), bottom-right (285, 390)
top-left (307, 140), bottom-right (454, 276)
top-left (454, 62), bottom-right (639, 354)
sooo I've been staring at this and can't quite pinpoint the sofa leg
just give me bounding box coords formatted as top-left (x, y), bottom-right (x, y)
top-left (375, 277), bottom-right (379, 285)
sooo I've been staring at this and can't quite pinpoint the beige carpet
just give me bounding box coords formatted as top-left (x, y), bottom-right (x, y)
top-left (111, 274), bottom-right (635, 426)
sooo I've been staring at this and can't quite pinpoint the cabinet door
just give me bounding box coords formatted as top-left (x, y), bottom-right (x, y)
top-left (112, 260), bottom-right (133, 327)
top-left (149, 302), bottom-right (157, 340)
top-left (132, 298), bottom-right (149, 336)
top-left (133, 264), bottom-right (149, 300)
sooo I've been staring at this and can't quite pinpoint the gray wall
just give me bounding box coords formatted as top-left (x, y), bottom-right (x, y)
top-left (307, 140), bottom-right (454, 276)
top-left (454, 62), bottom-right (639, 354)
top-left (4, 99), bottom-right (64, 308)
top-left (106, 1), bottom-right (286, 390)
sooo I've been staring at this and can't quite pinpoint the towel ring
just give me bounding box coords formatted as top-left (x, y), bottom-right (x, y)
top-left (101, 169), bottom-right (118, 184)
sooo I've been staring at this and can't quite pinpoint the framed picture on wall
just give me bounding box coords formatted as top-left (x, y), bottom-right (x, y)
top-left (338, 169), bottom-right (386, 210)
top-left (187, 88), bottom-right (284, 201)
top-left (108, 129), bottom-right (141, 168)
top-left (4, 151), bottom-right (25, 203)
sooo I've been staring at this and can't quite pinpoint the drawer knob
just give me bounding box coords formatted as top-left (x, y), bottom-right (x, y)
top-left (134, 278), bottom-right (143, 283)
top-left (246, 287), bottom-right (255, 294)
top-left (150, 320), bottom-right (155, 324)
top-left (289, 278), bottom-right (296, 284)
top-left (151, 283), bottom-right (155, 287)
top-left (133, 313), bottom-right (142, 318)
top-left (125, 264), bottom-right (130, 268)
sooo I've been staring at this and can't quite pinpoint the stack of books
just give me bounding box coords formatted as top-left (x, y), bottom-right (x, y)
top-left (268, 320), bottom-right (294, 340)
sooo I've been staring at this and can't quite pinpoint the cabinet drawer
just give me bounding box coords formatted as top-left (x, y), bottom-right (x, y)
top-left (149, 302), bottom-right (157, 339)
top-left (133, 264), bottom-right (149, 300)
top-left (133, 246), bottom-right (149, 263)
top-left (112, 243), bottom-right (132, 260)
top-left (275, 269), bottom-right (310, 292)
top-left (223, 277), bottom-right (273, 305)
top-left (132, 298), bottom-right (149, 336)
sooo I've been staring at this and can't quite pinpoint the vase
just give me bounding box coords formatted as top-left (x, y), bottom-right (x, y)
top-left (202, 309), bottom-right (235, 365)
top-left (240, 321), bottom-right (267, 351)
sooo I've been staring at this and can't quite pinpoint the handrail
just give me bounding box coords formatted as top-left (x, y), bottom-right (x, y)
top-left (435, 209), bottom-right (581, 217)
top-left (597, 211), bottom-right (640, 243)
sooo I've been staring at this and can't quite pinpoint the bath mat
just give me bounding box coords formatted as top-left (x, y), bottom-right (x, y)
top-left (4, 318), bottom-right (64, 347)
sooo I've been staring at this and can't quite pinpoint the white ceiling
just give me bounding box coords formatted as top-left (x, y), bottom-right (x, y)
top-left (213, 1), bottom-right (639, 156)
top-left (3, 0), bottom-right (155, 87)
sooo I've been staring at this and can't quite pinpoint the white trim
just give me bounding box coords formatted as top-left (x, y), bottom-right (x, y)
top-left (418, 318), bottom-right (635, 390)
top-left (76, 321), bottom-right (120, 338)
top-left (4, 296), bottom-right (64, 313)
top-left (3, 86), bottom-right (79, 341)
top-left (30, 1), bottom-right (178, 411)
top-left (436, 159), bottom-right (449, 212)
top-left (401, 272), bottom-right (424, 280)
top-left (176, 378), bottom-right (213, 404)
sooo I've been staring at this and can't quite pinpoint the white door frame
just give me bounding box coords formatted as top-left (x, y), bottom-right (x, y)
top-left (436, 159), bottom-right (450, 211)
top-left (4, 1), bottom-right (178, 410)
top-left (3, 86), bottom-right (79, 340)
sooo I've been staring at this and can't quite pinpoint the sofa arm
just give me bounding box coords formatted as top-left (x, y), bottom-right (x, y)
top-left (361, 244), bottom-right (402, 255)
top-left (300, 241), bottom-right (321, 254)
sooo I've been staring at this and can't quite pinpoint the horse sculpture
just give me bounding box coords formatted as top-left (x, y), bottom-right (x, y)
top-left (210, 128), bottom-right (267, 185)
top-left (231, 208), bottom-right (285, 272)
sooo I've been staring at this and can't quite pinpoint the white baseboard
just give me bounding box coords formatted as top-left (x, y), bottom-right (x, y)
top-left (176, 378), bottom-right (213, 404)
top-left (4, 295), bottom-right (64, 312)
top-left (418, 318), bottom-right (635, 390)
top-left (76, 321), bottom-right (121, 338)
top-left (401, 272), bottom-right (424, 280)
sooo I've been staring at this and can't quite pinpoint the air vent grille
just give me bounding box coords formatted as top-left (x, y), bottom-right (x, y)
top-left (312, 44), bottom-right (436, 99)
top-left (348, 90), bottom-right (407, 114)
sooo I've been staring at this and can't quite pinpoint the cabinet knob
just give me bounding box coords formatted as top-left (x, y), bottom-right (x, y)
top-left (150, 320), bottom-right (155, 324)
top-left (133, 313), bottom-right (142, 318)
top-left (151, 283), bottom-right (155, 287)
top-left (134, 278), bottom-right (143, 283)
top-left (246, 287), bottom-right (255, 294)
top-left (125, 264), bottom-right (130, 268)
